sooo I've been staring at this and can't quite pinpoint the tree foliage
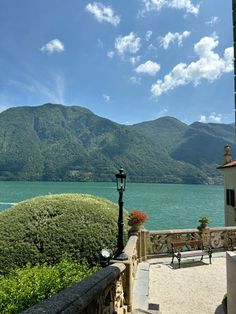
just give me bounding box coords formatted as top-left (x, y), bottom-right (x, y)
top-left (0, 193), bottom-right (127, 274)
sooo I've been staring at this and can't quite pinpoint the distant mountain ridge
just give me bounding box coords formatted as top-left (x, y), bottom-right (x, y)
top-left (0, 103), bottom-right (234, 184)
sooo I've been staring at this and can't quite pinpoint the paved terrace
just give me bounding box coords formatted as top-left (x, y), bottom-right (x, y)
top-left (133, 252), bottom-right (226, 314)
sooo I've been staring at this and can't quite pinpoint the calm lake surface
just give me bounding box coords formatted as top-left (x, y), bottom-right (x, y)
top-left (0, 181), bottom-right (224, 230)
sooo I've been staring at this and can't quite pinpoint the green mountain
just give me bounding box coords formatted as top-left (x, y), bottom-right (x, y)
top-left (132, 117), bottom-right (235, 184)
top-left (0, 104), bottom-right (234, 184)
top-left (131, 116), bottom-right (189, 153)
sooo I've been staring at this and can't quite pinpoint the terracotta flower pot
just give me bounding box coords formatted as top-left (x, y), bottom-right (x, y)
top-left (128, 220), bottom-right (143, 236)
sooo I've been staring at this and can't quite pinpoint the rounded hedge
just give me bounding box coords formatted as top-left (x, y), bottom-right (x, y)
top-left (0, 194), bottom-right (128, 274)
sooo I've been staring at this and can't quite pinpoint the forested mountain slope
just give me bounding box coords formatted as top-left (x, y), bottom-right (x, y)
top-left (0, 104), bottom-right (233, 184)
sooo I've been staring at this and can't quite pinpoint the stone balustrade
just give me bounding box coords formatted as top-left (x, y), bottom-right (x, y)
top-left (23, 234), bottom-right (140, 314)
top-left (147, 226), bottom-right (236, 257)
top-left (22, 226), bottom-right (236, 313)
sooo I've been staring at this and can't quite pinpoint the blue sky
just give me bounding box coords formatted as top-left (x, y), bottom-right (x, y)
top-left (0, 0), bottom-right (234, 125)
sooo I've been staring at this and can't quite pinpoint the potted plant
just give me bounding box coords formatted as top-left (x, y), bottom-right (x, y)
top-left (197, 216), bottom-right (209, 232)
top-left (128, 210), bottom-right (148, 235)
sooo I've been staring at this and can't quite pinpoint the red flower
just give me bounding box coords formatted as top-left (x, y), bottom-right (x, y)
top-left (128, 210), bottom-right (148, 224)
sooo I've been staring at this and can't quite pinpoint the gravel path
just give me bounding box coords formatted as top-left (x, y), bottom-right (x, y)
top-left (148, 253), bottom-right (226, 314)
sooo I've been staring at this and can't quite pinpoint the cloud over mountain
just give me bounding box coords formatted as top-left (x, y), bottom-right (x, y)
top-left (151, 35), bottom-right (233, 97)
top-left (199, 112), bottom-right (222, 123)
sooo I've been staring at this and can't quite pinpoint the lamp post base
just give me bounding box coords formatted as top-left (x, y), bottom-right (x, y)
top-left (114, 251), bottom-right (129, 261)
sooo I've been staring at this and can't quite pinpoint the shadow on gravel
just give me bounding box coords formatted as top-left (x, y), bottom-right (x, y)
top-left (169, 260), bottom-right (209, 269)
top-left (215, 304), bottom-right (225, 314)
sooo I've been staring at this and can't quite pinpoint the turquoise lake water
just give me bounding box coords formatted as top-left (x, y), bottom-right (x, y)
top-left (0, 181), bottom-right (224, 230)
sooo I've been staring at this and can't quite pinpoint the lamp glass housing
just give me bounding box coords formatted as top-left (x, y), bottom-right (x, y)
top-left (101, 248), bottom-right (111, 259)
top-left (116, 167), bottom-right (126, 191)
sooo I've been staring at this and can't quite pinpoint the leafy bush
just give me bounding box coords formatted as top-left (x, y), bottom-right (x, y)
top-left (0, 257), bottom-right (99, 314)
top-left (0, 194), bottom-right (128, 274)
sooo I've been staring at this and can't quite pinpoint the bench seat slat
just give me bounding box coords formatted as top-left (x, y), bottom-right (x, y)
top-left (176, 251), bottom-right (208, 257)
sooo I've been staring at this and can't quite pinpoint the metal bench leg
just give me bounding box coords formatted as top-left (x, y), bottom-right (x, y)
top-left (177, 252), bottom-right (181, 268)
top-left (208, 248), bottom-right (212, 264)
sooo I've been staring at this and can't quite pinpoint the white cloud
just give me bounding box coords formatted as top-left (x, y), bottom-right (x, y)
top-left (130, 56), bottom-right (141, 65)
top-left (10, 74), bottom-right (66, 104)
top-left (206, 16), bottom-right (219, 26)
top-left (160, 31), bottom-right (191, 49)
top-left (103, 94), bottom-right (110, 102)
top-left (97, 39), bottom-right (104, 47)
top-left (209, 112), bottom-right (222, 123)
top-left (199, 113), bottom-right (222, 123)
top-left (151, 35), bottom-right (233, 97)
top-left (41, 39), bottom-right (64, 55)
top-left (115, 32), bottom-right (141, 55)
top-left (199, 115), bottom-right (207, 123)
top-left (86, 2), bottom-right (120, 26)
top-left (158, 108), bottom-right (168, 116)
top-left (107, 51), bottom-right (115, 58)
top-left (130, 76), bottom-right (142, 85)
top-left (145, 30), bottom-right (153, 41)
top-left (135, 60), bottom-right (160, 76)
top-left (140, 0), bottom-right (199, 16)
top-left (148, 43), bottom-right (157, 51)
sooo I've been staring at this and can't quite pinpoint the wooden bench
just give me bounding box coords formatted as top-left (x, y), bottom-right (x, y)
top-left (171, 239), bottom-right (212, 268)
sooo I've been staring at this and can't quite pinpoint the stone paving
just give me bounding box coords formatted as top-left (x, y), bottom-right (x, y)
top-left (133, 252), bottom-right (227, 314)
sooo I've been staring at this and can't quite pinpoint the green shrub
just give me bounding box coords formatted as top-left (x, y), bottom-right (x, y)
top-left (0, 257), bottom-right (99, 313)
top-left (0, 194), bottom-right (128, 274)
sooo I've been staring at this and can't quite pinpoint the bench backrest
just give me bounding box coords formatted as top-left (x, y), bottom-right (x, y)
top-left (171, 239), bottom-right (203, 251)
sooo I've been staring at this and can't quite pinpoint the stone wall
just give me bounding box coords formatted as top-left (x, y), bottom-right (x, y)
top-left (226, 251), bottom-right (236, 314)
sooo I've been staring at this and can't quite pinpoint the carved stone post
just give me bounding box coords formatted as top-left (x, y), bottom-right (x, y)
top-left (124, 261), bottom-right (132, 313)
top-left (137, 231), bottom-right (141, 261)
top-left (201, 228), bottom-right (210, 247)
top-left (140, 230), bottom-right (147, 261)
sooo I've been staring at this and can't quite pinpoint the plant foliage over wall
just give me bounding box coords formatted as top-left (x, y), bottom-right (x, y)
top-left (0, 258), bottom-right (99, 313)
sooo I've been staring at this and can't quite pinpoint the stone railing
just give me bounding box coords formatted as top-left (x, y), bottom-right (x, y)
top-left (146, 226), bottom-right (236, 258)
top-left (21, 226), bottom-right (236, 313)
top-left (23, 233), bottom-right (141, 314)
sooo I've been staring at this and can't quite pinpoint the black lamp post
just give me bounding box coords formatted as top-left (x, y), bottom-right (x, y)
top-left (115, 167), bottom-right (128, 260)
